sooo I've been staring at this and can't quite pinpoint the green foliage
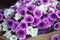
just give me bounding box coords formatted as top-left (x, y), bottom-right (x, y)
top-left (56, 19), bottom-right (60, 22)
top-left (58, 36), bottom-right (60, 40)
top-left (57, 5), bottom-right (60, 10)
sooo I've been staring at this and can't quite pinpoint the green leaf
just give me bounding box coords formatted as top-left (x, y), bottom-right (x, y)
top-left (50, 0), bottom-right (54, 3)
top-left (56, 5), bottom-right (60, 10)
top-left (56, 19), bottom-right (60, 22)
top-left (58, 36), bottom-right (60, 40)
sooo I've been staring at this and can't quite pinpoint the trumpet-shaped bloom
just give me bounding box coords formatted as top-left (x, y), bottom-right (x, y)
top-left (54, 22), bottom-right (60, 30)
top-left (30, 28), bottom-right (38, 37)
top-left (51, 34), bottom-right (58, 40)
top-left (4, 8), bottom-right (14, 18)
top-left (26, 5), bottom-right (35, 11)
top-left (2, 22), bottom-right (8, 31)
top-left (16, 29), bottom-right (26, 39)
top-left (18, 21), bottom-right (28, 29)
top-left (16, 7), bottom-right (26, 17)
top-left (10, 35), bottom-right (17, 40)
top-left (33, 9), bottom-right (42, 18)
top-left (14, 13), bottom-right (21, 20)
top-left (24, 15), bottom-right (34, 23)
top-left (6, 19), bottom-right (14, 28)
top-left (12, 21), bottom-right (19, 32)
top-left (37, 20), bottom-right (47, 29)
top-left (31, 17), bottom-right (41, 27)
top-left (49, 12), bottom-right (57, 21)
top-left (26, 26), bottom-right (34, 35)
top-left (47, 5), bottom-right (56, 12)
top-left (3, 31), bottom-right (12, 38)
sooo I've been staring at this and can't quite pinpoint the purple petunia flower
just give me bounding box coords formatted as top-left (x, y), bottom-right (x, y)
top-left (37, 20), bottom-right (47, 29)
top-left (6, 19), bottom-right (14, 28)
top-left (16, 6), bottom-right (26, 17)
top-left (31, 17), bottom-right (41, 27)
top-left (54, 22), bottom-right (60, 30)
top-left (26, 5), bottom-right (35, 12)
top-left (16, 29), bottom-right (26, 39)
top-left (12, 21), bottom-right (19, 32)
top-left (43, 19), bottom-right (53, 28)
top-left (33, 9), bottom-right (42, 18)
top-left (56, 10), bottom-right (60, 18)
top-left (0, 13), bottom-right (3, 21)
top-left (47, 5), bottom-right (56, 12)
top-left (18, 21), bottom-right (28, 29)
top-left (24, 0), bottom-right (31, 3)
top-left (41, 0), bottom-right (50, 4)
top-left (51, 34), bottom-right (58, 40)
top-left (24, 15), bottom-right (34, 23)
top-left (49, 12), bottom-right (57, 21)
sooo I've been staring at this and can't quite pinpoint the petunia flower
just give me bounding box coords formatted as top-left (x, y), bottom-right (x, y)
top-left (33, 9), bottom-right (42, 18)
top-left (26, 26), bottom-right (34, 35)
top-left (16, 29), bottom-right (26, 39)
top-left (12, 21), bottom-right (19, 32)
top-left (3, 30), bottom-right (12, 38)
top-left (30, 28), bottom-right (38, 37)
top-left (10, 35), bottom-right (17, 40)
top-left (54, 22), bottom-right (60, 30)
top-left (14, 13), bottom-right (21, 20)
top-left (18, 21), bottom-right (28, 29)
top-left (38, 4), bottom-right (47, 14)
top-left (2, 22), bottom-right (8, 31)
top-left (4, 8), bottom-right (14, 18)
top-left (56, 10), bottom-right (60, 18)
top-left (31, 17), bottom-right (41, 27)
top-left (51, 34), bottom-right (58, 40)
top-left (47, 5), bottom-right (56, 12)
top-left (15, 2), bottom-right (21, 8)
top-left (24, 0), bottom-right (31, 3)
top-left (26, 4), bottom-right (35, 12)
top-left (6, 19), bottom-right (14, 28)
top-left (37, 20), bottom-right (47, 29)
top-left (41, 0), bottom-right (50, 4)
top-left (24, 15), bottom-right (34, 23)
top-left (0, 13), bottom-right (3, 21)
top-left (49, 12), bottom-right (57, 21)
top-left (16, 7), bottom-right (26, 17)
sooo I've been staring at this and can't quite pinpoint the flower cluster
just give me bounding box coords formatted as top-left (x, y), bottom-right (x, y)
top-left (0, 0), bottom-right (60, 40)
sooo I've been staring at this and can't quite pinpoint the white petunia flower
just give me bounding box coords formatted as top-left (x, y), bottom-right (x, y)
top-left (4, 8), bottom-right (14, 18)
top-left (30, 28), bottom-right (38, 37)
top-left (3, 31), bottom-right (12, 38)
top-left (26, 26), bottom-right (34, 35)
top-left (15, 2), bottom-right (21, 8)
top-left (10, 35), bottom-right (17, 40)
top-left (0, 24), bottom-right (2, 32)
top-left (14, 13), bottom-right (21, 20)
top-left (37, 4), bottom-right (47, 14)
top-left (2, 22), bottom-right (8, 31)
